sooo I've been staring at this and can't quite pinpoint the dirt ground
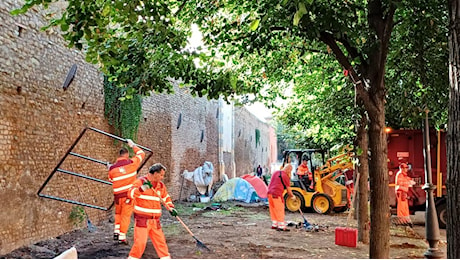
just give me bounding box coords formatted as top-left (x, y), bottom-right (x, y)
top-left (1, 202), bottom-right (447, 259)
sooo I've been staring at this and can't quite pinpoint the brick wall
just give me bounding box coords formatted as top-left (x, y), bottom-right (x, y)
top-left (233, 107), bottom-right (273, 176)
top-left (0, 0), bottom-right (275, 255)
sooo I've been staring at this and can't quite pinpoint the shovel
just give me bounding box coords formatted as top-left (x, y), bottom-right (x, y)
top-left (153, 188), bottom-right (211, 252)
top-left (76, 184), bottom-right (97, 232)
top-left (298, 208), bottom-right (313, 230)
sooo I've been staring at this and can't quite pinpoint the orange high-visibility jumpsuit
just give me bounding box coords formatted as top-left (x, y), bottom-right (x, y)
top-left (127, 177), bottom-right (174, 259)
top-left (395, 171), bottom-right (412, 223)
top-left (297, 163), bottom-right (312, 188)
top-left (267, 171), bottom-right (291, 229)
top-left (108, 146), bottom-right (145, 241)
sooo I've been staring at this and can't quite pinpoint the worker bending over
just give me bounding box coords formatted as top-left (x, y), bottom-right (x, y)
top-left (267, 170), bottom-right (295, 231)
top-left (108, 139), bottom-right (145, 244)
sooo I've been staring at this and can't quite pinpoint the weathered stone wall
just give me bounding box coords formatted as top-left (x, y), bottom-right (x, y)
top-left (233, 106), bottom-right (273, 176)
top-left (140, 90), bottom-right (220, 200)
top-left (0, 0), bottom-right (274, 255)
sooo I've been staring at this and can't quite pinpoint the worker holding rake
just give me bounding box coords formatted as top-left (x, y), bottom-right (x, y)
top-left (127, 163), bottom-right (177, 259)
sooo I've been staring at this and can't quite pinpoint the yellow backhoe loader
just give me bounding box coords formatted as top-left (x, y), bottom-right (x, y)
top-left (282, 147), bottom-right (354, 214)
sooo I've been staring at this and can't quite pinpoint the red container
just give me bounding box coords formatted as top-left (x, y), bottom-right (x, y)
top-left (335, 227), bottom-right (358, 248)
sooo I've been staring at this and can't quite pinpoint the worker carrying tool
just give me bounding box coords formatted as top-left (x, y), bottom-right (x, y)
top-left (127, 163), bottom-right (176, 259)
top-left (108, 139), bottom-right (145, 244)
top-left (395, 163), bottom-right (416, 227)
top-left (296, 158), bottom-right (312, 189)
top-left (267, 170), bottom-right (296, 231)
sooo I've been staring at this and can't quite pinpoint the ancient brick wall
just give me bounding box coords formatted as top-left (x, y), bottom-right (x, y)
top-left (0, 0), bottom-right (274, 255)
top-left (139, 90), bottom-right (220, 200)
top-left (233, 106), bottom-right (274, 176)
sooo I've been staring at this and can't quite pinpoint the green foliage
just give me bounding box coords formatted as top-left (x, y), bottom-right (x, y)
top-left (385, 0), bottom-right (449, 130)
top-left (69, 206), bottom-right (85, 227)
top-left (11, 0), bottom-right (255, 102)
top-left (274, 52), bottom-right (356, 149)
top-left (104, 76), bottom-right (142, 140)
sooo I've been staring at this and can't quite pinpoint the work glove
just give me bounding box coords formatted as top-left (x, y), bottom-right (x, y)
top-left (139, 180), bottom-right (153, 192)
top-left (126, 139), bottom-right (135, 148)
top-left (290, 195), bottom-right (297, 201)
top-left (106, 162), bottom-right (112, 170)
top-left (169, 208), bottom-right (178, 217)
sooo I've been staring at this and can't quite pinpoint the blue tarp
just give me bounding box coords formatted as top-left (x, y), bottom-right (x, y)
top-left (212, 178), bottom-right (259, 203)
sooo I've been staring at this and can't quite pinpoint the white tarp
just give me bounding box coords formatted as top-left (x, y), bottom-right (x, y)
top-left (54, 247), bottom-right (77, 259)
top-left (183, 161), bottom-right (214, 195)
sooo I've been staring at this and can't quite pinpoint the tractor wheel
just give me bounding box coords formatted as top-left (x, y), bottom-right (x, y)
top-left (284, 190), bottom-right (305, 212)
top-left (311, 193), bottom-right (333, 214)
top-left (436, 203), bottom-right (446, 229)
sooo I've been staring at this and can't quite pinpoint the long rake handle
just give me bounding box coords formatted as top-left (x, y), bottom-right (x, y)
top-left (152, 188), bottom-right (196, 237)
top-left (175, 216), bottom-right (197, 238)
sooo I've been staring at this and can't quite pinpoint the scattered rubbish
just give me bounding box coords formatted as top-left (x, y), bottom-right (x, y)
top-left (188, 195), bottom-right (198, 202)
top-left (200, 196), bottom-right (210, 203)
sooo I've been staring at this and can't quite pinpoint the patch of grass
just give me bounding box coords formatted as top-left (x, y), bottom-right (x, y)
top-left (163, 223), bottom-right (182, 236)
top-left (201, 204), bottom-right (247, 217)
top-left (69, 206), bottom-right (85, 227)
top-left (246, 212), bottom-right (269, 220)
top-left (173, 203), bottom-right (206, 216)
top-left (173, 201), bottom-right (261, 218)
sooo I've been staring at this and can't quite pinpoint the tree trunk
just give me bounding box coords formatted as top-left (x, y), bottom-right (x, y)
top-left (447, 0), bottom-right (460, 258)
top-left (357, 114), bottom-right (370, 244)
top-left (319, 2), bottom-right (395, 256)
top-left (367, 105), bottom-right (390, 258)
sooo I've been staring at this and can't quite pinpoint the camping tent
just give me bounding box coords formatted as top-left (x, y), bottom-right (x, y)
top-left (241, 174), bottom-right (268, 199)
top-left (212, 178), bottom-right (259, 203)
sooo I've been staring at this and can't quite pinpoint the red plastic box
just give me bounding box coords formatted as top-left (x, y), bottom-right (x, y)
top-left (335, 227), bottom-right (358, 248)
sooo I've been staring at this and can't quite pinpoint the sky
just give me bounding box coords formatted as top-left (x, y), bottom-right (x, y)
top-left (245, 102), bottom-right (274, 122)
top-left (187, 25), bottom-right (284, 123)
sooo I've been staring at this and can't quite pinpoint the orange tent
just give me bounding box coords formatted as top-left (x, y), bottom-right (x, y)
top-left (241, 174), bottom-right (268, 199)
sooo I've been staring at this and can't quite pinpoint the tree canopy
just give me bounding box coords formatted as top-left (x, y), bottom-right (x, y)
top-left (13, 0), bottom-right (450, 257)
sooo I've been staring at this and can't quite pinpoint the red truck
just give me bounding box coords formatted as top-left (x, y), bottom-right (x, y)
top-left (387, 128), bottom-right (447, 228)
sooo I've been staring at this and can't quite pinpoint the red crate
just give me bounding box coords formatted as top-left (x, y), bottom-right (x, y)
top-left (335, 227), bottom-right (358, 248)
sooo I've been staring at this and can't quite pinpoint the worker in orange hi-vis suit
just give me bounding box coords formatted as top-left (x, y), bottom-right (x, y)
top-left (127, 163), bottom-right (177, 259)
top-left (267, 170), bottom-right (295, 232)
top-left (296, 159), bottom-right (312, 189)
top-left (108, 139), bottom-right (145, 244)
top-left (395, 163), bottom-right (416, 226)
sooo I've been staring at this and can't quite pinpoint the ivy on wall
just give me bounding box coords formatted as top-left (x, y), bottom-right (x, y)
top-left (103, 76), bottom-right (142, 140)
top-left (255, 129), bottom-right (260, 147)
